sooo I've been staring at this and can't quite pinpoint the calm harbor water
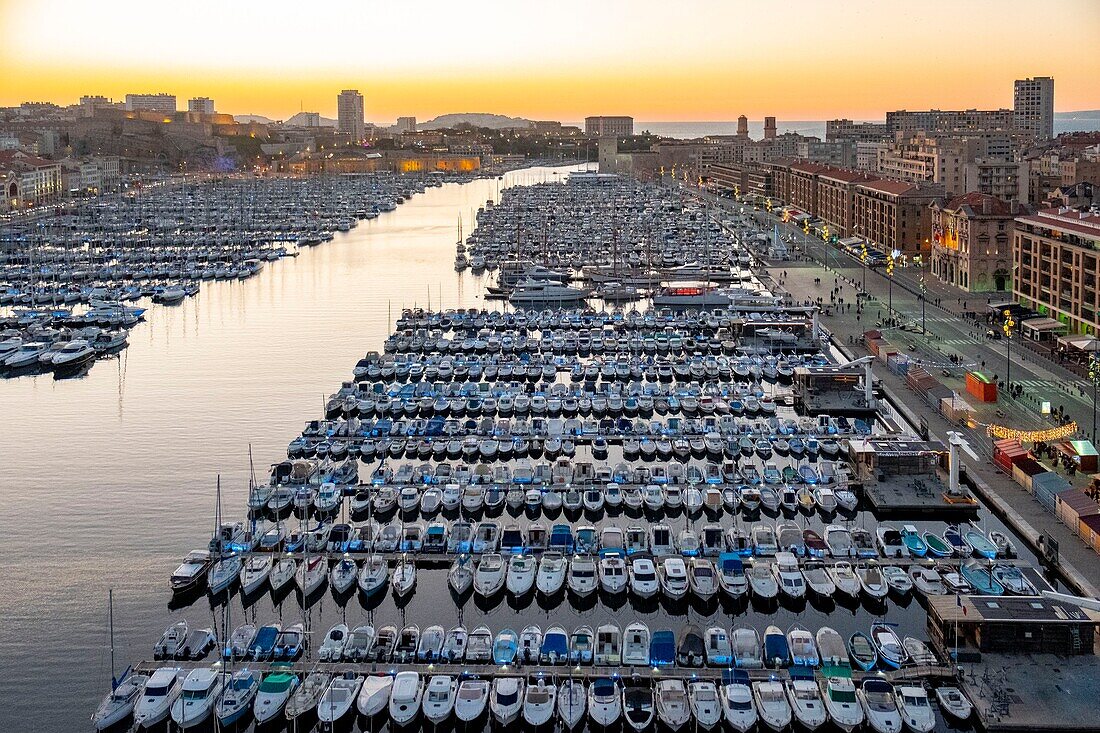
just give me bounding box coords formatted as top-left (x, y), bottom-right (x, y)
top-left (1, 162), bottom-right (1013, 733)
top-left (0, 165), bottom-right (577, 731)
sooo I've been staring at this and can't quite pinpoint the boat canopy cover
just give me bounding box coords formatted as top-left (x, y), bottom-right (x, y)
top-left (721, 669), bottom-right (750, 685)
top-left (718, 553), bottom-right (743, 571)
top-left (650, 630), bottom-right (676, 665)
top-left (789, 665), bottom-right (815, 681)
top-left (540, 632), bottom-right (568, 656)
top-left (820, 663), bottom-right (852, 679)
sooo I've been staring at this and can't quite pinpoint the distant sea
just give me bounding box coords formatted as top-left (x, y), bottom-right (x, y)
top-left (576, 117), bottom-right (1100, 140)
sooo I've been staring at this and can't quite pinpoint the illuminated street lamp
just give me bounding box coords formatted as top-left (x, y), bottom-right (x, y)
top-left (1002, 309), bottom-right (1016, 389)
top-left (1089, 353), bottom-right (1100, 439)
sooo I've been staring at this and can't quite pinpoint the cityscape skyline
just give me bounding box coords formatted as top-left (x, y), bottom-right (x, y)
top-left (2, 0), bottom-right (1098, 120)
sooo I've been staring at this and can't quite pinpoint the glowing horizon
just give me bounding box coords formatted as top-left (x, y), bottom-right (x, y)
top-left (2, 0), bottom-right (1098, 122)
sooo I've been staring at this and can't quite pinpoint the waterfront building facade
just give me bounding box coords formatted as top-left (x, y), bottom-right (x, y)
top-left (1015, 207), bottom-right (1100, 334)
top-left (585, 116), bottom-right (634, 137)
top-left (930, 192), bottom-right (1023, 292)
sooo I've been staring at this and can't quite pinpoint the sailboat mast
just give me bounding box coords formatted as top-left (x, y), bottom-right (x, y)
top-left (108, 588), bottom-right (115, 687)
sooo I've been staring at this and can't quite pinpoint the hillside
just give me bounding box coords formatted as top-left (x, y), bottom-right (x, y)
top-left (420, 113), bottom-right (533, 130)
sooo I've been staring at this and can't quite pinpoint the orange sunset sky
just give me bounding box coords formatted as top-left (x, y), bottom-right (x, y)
top-left (2, 0), bottom-right (1098, 122)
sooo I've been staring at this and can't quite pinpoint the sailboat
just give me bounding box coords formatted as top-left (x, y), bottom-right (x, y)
top-left (91, 590), bottom-right (148, 730)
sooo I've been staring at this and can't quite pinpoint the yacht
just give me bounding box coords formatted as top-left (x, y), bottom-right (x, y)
top-left (253, 667), bottom-right (300, 724)
top-left (170, 667), bottom-right (226, 729)
top-left (820, 675), bottom-right (863, 732)
top-left (422, 675), bottom-right (458, 724)
top-left (133, 667), bottom-right (183, 728)
top-left (858, 679), bottom-right (903, 733)
top-left (455, 678), bottom-right (491, 722)
top-left (491, 677), bottom-right (525, 725)
top-left (388, 671), bottom-right (424, 726)
top-left (688, 680), bottom-right (722, 730)
top-left (895, 685), bottom-right (936, 733)
top-left (752, 680), bottom-right (792, 732)
top-left (785, 673), bottom-right (827, 730)
top-left (656, 679), bottom-right (691, 731)
top-left (523, 678), bottom-right (557, 727)
top-left (588, 677), bottom-right (622, 726)
top-left (721, 671), bottom-right (758, 732)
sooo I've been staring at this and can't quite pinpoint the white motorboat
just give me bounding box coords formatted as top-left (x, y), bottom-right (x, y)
top-left (721, 675), bottom-right (758, 732)
top-left (820, 675), bottom-right (863, 732)
top-left (772, 551), bottom-right (806, 599)
top-left (658, 556), bottom-right (689, 599)
top-left (656, 679), bottom-right (691, 731)
top-left (507, 553), bottom-right (537, 596)
top-left (588, 677), bottom-right (622, 726)
top-left (828, 561), bottom-right (862, 599)
top-left (882, 565), bottom-right (914, 595)
top-left (355, 675), bottom-right (392, 718)
top-left (745, 560), bottom-right (778, 599)
top-left (788, 625), bottom-right (820, 667)
top-left (858, 679), bottom-right (903, 733)
top-left (688, 680), bottom-right (722, 730)
top-left (815, 626), bottom-right (848, 666)
top-left (153, 621), bottom-right (188, 660)
top-left (537, 551), bottom-right (567, 594)
top-left (50, 338), bottom-right (96, 369)
top-left (170, 667), bottom-right (226, 729)
top-left (252, 668), bottom-right (300, 725)
top-left (523, 677), bottom-right (558, 726)
top-left (133, 666), bottom-right (183, 728)
top-left (752, 680), bottom-right (792, 731)
top-left (318, 624), bottom-right (349, 662)
top-left (599, 552), bottom-right (629, 594)
top-left (442, 625), bottom-right (469, 662)
top-left (803, 561), bottom-right (836, 597)
top-left (422, 675), bottom-right (458, 724)
top-left (388, 671), bottom-right (424, 725)
top-left (491, 677), bottom-right (525, 725)
top-left (731, 627), bottom-right (763, 669)
top-left (558, 679), bottom-right (587, 728)
top-left (474, 553), bottom-right (506, 596)
top-left (568, 555), bottom-right (598, 596)
top-left (786, 676), bottom-right (827, 730)
top-left (622, 622), bottom-right (651, 666)
top-left (629, 556), bottom-right (659, 598)
top-left (286, 671), bottom-right (330, 720)
top-left (455, 678), bottom-right (491, 722)
top-left (594, 623), bottom-right (622, 665)
top-left (92, 672), bottom-right (148, 730)
top-left (895, 685), bottom-right (936, 732)
top-left (934, 686), bottom-right (973, 722)
top-left (688, 557), bottom-right (718, 600)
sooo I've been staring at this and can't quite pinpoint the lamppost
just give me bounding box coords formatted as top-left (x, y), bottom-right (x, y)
top-left (856, 225), bottom-right (868, 293)
top-left (886, 249), bottom-right (896, 317)
top-left (1089, 353), bottom-right (1100, 440)
top-left (918, 268), bottom-right (927, 334)
top-left (1002, 309), bottom-right (1016, 390)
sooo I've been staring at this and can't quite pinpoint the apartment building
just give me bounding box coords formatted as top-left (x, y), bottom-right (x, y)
top-left (337, 89), bottom-right (365, 140)
top-left (852, 179), bottom-right (943, 257)
top-left (1014, 76), bottom-right (1055, 141)
top-left (1015, 207), bottom-right (1100, 334)
top-left (585, 116), bottom-right (633, 137)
